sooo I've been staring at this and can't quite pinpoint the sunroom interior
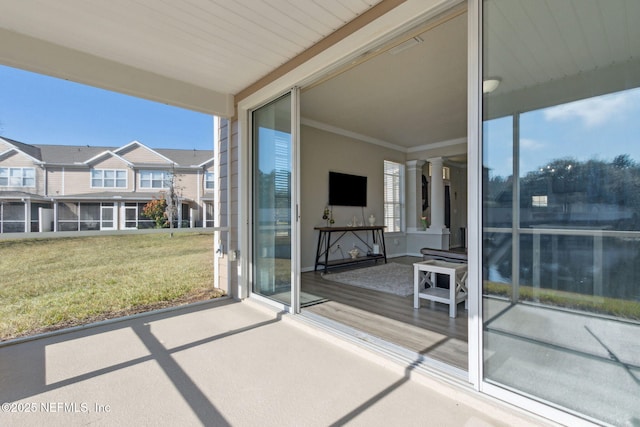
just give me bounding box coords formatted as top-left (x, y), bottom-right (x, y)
top-left (296, 7), bottom-right (470, 373)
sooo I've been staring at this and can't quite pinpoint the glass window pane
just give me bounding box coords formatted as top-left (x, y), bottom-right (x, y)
top-left (482, 1), bottom-right (640, 424)
top-left (483, 117), bottom-right (513, 228)
top-left (520, 91), bottom-right (640, 232)
top-left (252, 94), bottom-right (292, 304)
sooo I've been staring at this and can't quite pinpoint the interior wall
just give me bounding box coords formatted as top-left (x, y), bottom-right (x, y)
top-left (300, 124), bottom-right (406, 270)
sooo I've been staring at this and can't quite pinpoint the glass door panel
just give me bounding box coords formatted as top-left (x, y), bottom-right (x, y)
top-left (482, 1), bottom-right (640, 424)
top-left (252, 94), bottom-right (293, 304)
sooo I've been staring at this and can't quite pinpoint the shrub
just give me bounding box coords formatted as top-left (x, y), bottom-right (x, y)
top-left (142, 197), bottom-right (168, 228)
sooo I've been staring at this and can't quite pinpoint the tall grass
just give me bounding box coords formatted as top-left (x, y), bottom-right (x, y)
top-left (0, 232), bottom-right (224, 340)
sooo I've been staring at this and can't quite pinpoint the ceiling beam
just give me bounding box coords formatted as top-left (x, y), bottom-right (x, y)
top-left (0, 28), bottom-right (234, 118)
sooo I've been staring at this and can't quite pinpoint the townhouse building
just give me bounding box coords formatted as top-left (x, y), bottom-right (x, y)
top-left (0, 137), bottom-right (214, 233)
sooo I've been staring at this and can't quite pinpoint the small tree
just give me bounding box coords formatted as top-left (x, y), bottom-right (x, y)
top-left (142, 196), bottom-right (168, 228)
top-left (142, 168), bottom-right (183, 234)
top-left (164, 167), bottom-right (183, 237)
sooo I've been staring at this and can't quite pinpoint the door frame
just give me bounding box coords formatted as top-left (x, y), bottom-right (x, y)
top-left (100, 203), bottom-right (117, 230)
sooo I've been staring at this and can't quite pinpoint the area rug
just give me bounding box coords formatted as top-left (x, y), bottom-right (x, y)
top-left (322, 262), bottom-right (414, 296)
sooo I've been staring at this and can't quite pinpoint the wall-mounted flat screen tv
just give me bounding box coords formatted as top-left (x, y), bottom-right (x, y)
top-left (329, 171), bottom-right (367, 207)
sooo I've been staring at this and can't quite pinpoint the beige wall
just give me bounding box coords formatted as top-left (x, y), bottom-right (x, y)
top-left (93, 156), bottom-right (130, 169)
top-left (119, 144), bottom-right (170, 164)
top-left (0, 151), bottom-right (37, 168)
top-left (0, 139), bottom-right (13, 151)
top-left (301, 124), bottom-right (406, 270)
top-left (46, 166), bottom-right (64, 196)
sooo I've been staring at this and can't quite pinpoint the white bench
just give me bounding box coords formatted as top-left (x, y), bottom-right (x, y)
top-left (413, 259), bottom-right (468, 318)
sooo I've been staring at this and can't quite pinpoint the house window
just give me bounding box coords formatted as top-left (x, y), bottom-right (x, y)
top-left (91, 169), bottom-right (127, 188)
top-left (140, 170), bottom-right (171, 189)
top-left (531, 195), bottom-right (547, 207)
top-left (205, 171), bottom-right (215, 190)
top-left (383, 160), bottom-right (403, 232)
top-left (0, 167), bottom-right (35, 187)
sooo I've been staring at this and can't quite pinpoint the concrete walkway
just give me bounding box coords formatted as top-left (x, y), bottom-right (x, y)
top-left (0, 299), bottom-right (551, 426)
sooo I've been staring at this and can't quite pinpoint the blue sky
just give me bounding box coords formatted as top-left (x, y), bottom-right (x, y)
top-left (0, 65), bottom-right (214, 151)
top-left (485, 87), bottom-right (640, 178)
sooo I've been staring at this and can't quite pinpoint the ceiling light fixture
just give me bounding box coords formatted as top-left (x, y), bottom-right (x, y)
top-left (483, 78), bottom-right (501, 94)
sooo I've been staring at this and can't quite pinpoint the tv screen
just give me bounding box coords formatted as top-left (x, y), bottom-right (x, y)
top-left (329, 172), bottom-right (367, 207)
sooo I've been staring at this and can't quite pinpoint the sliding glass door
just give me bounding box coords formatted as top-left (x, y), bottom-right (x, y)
top-left (252, 92), bottom-right (300, 309)
top-left (481, 1), bottom-right (640, 424)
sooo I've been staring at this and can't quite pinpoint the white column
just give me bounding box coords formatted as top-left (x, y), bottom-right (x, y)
top-left (25, 199), bottom-right (31, 232)
top-left (405, 160), bottom-right (425, 232)
top-left (428, 157), bottom-right (446, 230)
top-left (53, 202), bottom-right (58, 232)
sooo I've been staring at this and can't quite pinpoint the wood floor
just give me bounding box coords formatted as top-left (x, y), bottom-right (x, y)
top-left (301, 257), bottom-right (468, 370)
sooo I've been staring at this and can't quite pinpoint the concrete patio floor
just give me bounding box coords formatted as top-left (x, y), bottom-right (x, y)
top-left (0, 298), bottom-right (552, 426)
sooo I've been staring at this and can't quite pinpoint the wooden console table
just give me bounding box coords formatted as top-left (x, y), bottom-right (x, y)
top-left (314, 225), bottom-right (387, 273)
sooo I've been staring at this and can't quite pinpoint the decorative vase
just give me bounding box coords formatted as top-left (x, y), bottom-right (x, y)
top-left (368, 214), bottom-right (375, 226)
top-left (348, 248), bottom-right (359, 259)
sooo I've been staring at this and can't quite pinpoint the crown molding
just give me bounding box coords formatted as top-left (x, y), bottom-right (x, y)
top-left (407, 137), bottom-right (467, 153)
top-left (301, 117), bottom-right (406, 152)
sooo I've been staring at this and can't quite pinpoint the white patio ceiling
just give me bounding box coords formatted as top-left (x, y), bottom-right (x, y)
top-left (0, 0), bottom-right (386, 117)
top-left (1, 0), bottom-right (389, 95)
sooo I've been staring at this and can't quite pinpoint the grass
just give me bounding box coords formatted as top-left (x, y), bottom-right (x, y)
top-left (0, 232), bottom-right (225, 341)
top-left (484, 281), bottom-right (640, 320)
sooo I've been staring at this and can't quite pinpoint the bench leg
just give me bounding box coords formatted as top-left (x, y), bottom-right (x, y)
top-left (413, 268), bottom-right (419, 309)
top-left (449, 273), bottom-right (456, 318)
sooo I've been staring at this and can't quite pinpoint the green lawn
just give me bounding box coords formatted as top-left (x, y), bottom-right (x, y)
top-left (0, 232), bottom-right (224, 341)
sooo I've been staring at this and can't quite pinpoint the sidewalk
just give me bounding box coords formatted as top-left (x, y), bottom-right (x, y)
top-left (0, 298), bottom-right (551, 426)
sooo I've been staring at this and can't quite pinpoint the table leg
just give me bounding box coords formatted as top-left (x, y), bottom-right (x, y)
top-left (413, 266), bottom-right (419, 309)
top-left (449, 272), bottom-right (457, 318)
